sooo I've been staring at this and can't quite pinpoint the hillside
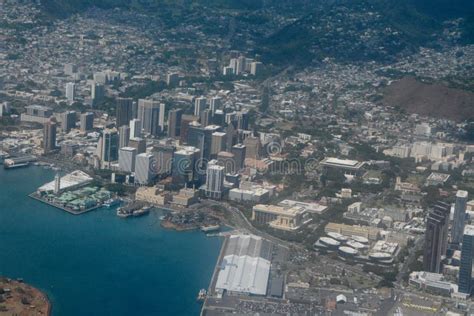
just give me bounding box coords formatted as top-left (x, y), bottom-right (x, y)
top-left (257, 0), bottom-right (474, 64)
top-left (382, 77), bottom-right (474, 121)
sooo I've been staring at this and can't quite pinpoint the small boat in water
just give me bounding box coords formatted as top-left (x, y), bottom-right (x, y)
top-left (132, 206), bottom-right (152, 217)
top-left (201, 225), bottom-right (220, 233)
top-left (116, 207), bottom-right (132, 218)
top-left (197, 289), bottom-right (207, 301)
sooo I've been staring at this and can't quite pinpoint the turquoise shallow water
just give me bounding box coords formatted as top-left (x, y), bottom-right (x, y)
top-left (0, 166), bottom-right (222, 316)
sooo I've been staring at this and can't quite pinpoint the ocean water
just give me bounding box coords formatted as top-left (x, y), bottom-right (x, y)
top-left (0, 166), bottom-right (222, 316)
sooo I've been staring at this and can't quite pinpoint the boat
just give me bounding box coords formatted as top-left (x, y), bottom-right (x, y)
top-left (116, 207), bottom-right (132, 218)
top-left (132, 206), bottom-right (152, 217)
top-left (201, 224), bottom-right (220, 233)
top-left (197, 289), bottom-right (207, 301)
top-left (104, 198), bottom-right (121, 208)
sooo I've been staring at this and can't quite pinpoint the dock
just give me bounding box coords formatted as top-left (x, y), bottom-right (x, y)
top-left (28, 193), bottom-right (102, 215)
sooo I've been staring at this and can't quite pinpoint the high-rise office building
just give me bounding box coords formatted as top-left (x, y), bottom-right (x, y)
top-left (423, 202), bottom-right (450, 273)
top-left (231, 144), bottom-right (246, 171)
top-left (61, 111), bottom-right (76, 133)
top-left (65, 82), bottom-right (75, 104)
top-left (194, 97), bottom-right (207, 116)
top-left (128, 137), bottom-right (146, 154)
top-left (101, 128), bottom-right (119, 163)
top-left (116, 97), bottom-right (133, 127)
top-left (135, 153), bottom-right (155, 185)
top-left (119, 125), bottom-right (130, 149)
top-left (459, 225), bottom-right (474, 295)
top-left (179, 115), bottom-right (199, 144)
top-left (211, 132), bottom-right (227, 157)
top-left (209, 96), bottom-right (222, 116)
top-left (217, 151), bottom-right (236, 174)
top-left (213, 109), bottom-right (225, 126)
top-left (91, 82), bottom-right (104, 106)
top-left (151, 144), bottom-right (174, 175)
top-left (137, 99), bottom-right (165, 136)
top-left (172, 146), bottom-right (200, 185)
top-left (187, 124), bottom-right (220, 163)
top-left (80, 112), bottom-right (94, 132)
top-left (200, 109), bottom-right (212, 127)
top-left (43, 120), bottom-right (57, 153)
top-left (167, 109), bottom-right (183, 139)
top-left (118, 147), bottom-right (137, 173)
top-left (234, 111), bottom-right (249, 130)
top-left (243, 136), bottom-right (261, 160)
top-left (452, 190), bottom-right (468, 245)
top-left (129, 119), bottom-right (141, 139)
top-left (205, 160), bottom-right (225, 199)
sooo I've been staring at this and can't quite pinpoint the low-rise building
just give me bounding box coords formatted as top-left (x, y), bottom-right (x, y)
top-left (135, 187), bottom-right (171, 206)
top-left (252, 204), bottom-right (310, 231)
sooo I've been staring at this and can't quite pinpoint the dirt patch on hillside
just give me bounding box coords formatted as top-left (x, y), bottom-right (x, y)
top-left (382, 77), bottom-right (474, 121)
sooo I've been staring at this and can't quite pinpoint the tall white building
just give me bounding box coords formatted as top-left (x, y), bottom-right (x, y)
top-left (65, 82), bottom-right (75, 104)
top-left (129, 119), bottom-right (141, 139)
top-left (135, 153), bottom-right (154, 185)
top-left (119, 147), bottom-right (137, 173)
top-left (205, 160), bottom-right (225, 199)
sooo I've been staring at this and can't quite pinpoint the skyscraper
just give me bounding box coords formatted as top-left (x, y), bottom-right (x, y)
top-left (101, 128), bottom-right (119, 163)
top-left (209, 96), bottom-right (222, 116)
top-left (423, 202), bottom-right (450, 273)
top-left (205, 160), bottom-right (225, 199)
top-left (179, 115), bottom-right (199, 144)
top-left (452, 190), bottom-right (468, 245)
top-left (194, 97), bottom-right (207, 116)
top-left (80, 112), bottom-right (94, 132)
top-left (91, 82), bottom-right (104, 106)
top-left (119, 147), bottom-right (137, 173)
top-left (459, 225), bottom-right (474, 295)
top-left (187, 123), bottom-right (220, 163)
top-left (119, 125), bottom-right (130, 149)
top-left (43, 120), bottom-right (57, 153)
top-left (231, 144), bottom-right (246, 171)
top-left (211, 132), bottom-right (227, 158)
top-left (116, 97), bottom-right (133, 127)
top-left (151, 144), bottom-right (174, 176)
top-left (135, 153), bottom-right (155, 185)
top-left (200, 109), bottom-right (212, 127)
top-left (137, 99), bottom-right (165, 136)
top-left (61, 111), bottom-right (76, 133)
top-left (167, 109), bottom-right (183, 139)
top-left (243, 136), bottom-right (261, 160)
top-left (65, 82), bottom-right (75, 104)
top-left (129, 119), bottom-right (141, 139)
top-left (172, 147), bottom-right (200, 185)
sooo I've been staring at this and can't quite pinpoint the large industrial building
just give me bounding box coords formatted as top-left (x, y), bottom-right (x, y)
top-left (215, 234), bottom-right (272, 296)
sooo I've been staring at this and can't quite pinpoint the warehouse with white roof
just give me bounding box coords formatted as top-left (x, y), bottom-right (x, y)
top-left (215, 234), bottom-right (272, 296)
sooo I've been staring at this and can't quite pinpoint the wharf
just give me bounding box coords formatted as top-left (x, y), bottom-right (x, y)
top-left (28, 193), bottom-right (102, 215)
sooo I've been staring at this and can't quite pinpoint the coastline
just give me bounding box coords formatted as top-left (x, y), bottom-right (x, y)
top-left (0, 277), bottom-right (51, 316)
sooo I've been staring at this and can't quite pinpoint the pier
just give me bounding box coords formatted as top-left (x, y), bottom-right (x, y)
top-left (28, 193), bottom-right (102, 215)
